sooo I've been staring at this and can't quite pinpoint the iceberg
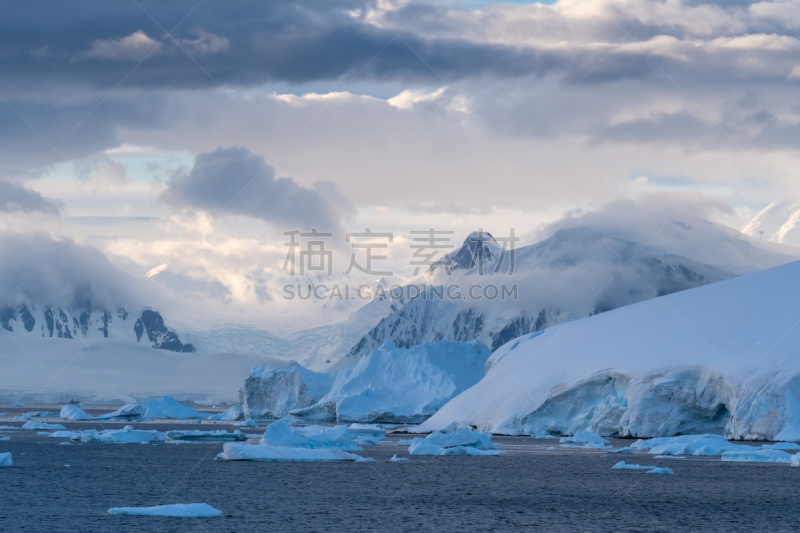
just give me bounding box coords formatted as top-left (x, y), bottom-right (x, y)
top-left (240, 363), bottom-right (334, 420)
top-left (107, 503), bottom-right (222, 517)
top-left (218, 442), bottom-right (363, 462)
top-left (408, 428), bottom-right (498, 456)
top-left (420, 261), bottom-right (800, 440)
top-left (792, 454), bottom-right (800, 467)
top-left (648, 467), bottom-right (674, 474)
top-left (354, 435), bottom-right (382, 446)
top-left (0, 452), bottom-right (11, 466)
top-left (96, 403), bottom-right (141, 419)
top-left (60, 404), bottom-right (93, 420)
top-left (260, 420), bottom-right (360, 451)
top-left (22, 421), bottom-right (65, 430)
top-left (721, 449), bottom-right (793, 463)
top-left (140, 396), bottom-right (210, 420)
top-left (208, 405), bottom-right (244, 421)
top-left (165, 430), bottom-right (245, 441)
top-left (290, 341), bottom-right (490, 424)
top-left (390, 454), bottom-right (409, 462)
top-left (612, 461), bottom-right (656, 470)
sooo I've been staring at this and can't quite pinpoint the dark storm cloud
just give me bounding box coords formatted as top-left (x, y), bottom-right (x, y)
top-left (0, 179), bottom-right (61, 215)
top-left (0, 0), bottom-right (561, 94)
top-left (162, 146), bottom-right (347, 232)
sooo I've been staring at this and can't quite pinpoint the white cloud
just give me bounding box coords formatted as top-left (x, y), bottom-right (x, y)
top-left (84, 30), bottom-right (161, 61)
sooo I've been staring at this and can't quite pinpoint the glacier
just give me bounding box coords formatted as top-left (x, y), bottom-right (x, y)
top-left (286, 341), bottom-right (490, 424)
top-left (420, 260), bottom-right (800, 441)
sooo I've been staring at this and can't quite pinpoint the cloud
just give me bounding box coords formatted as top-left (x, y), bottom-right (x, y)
top-left (0, 233), bottom-right (138, 310)
top-left (161, 146), bottom-right (348, 232)
top-left (83, 30), bottom-right (161, 61)
top-left (0, 179), bottom-right (61, 215)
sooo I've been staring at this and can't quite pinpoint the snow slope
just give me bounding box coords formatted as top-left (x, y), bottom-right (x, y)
top-left (0, 332), bottom-right (272, 405)
top-left (420, 259), bottom-right (800, 440)
top-left (338, 222), bottom-right (795, 369)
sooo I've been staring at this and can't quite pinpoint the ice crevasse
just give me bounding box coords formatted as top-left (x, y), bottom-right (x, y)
top-left (420, 260), bottom-right (800, 441)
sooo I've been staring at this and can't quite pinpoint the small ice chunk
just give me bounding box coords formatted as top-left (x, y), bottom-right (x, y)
top-left (60, 405), bottom-right (93, 420)
top-left (654, 455), bottom-right (685, 459)
top-left (107, 503), bottom-right (222, 517)
top-left (70, 426), bottom-right (166, 444)
top-left (218, 442), bottom-right (363, 462)
top-left (791, 454), bottom-right (800, 467)
top-left (547, 447), bottom-right (557, 450)
top-left (559, 444), bottom-right (583, 449)
top-left (560, 431), bottom-right (609, 445)
top-left (397, 440), bottom-right (412, 446)
top-left (355, 457), bottom-right (375, 462)
top-left (425, 428), bottom-right (495, 450)
top-left (22, 421), bottom-right (65, 430)
top-left (721, 449), bottom-right (792, 463)
top-left (208, 405), bottom-right (244, 421)
top-left (647, 467), bottom-right (674, 475)
top-left (390, 454), bottom-right (409, 462)
top-left (612, 461), bottom-right (656, 470)
top-left (0, 452), bottom-right (11, 466)
top-left (0, 437), bottom-right (8, 441)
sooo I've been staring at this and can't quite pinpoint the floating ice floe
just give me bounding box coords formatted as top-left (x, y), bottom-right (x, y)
top-left (609, 447), bottom-right (634, 454)
top-left (0, 437), bottom-right (8, 441)
top-left (260, 420), bottom-right (361, 451)
top-left (165, 430), bottom-right (245, 442)
top-left (408, 428), bottom-right (502, 456)
top-left (95, 403), bottom-right (142, 420)
top-left (354, 435), bottom-right (382, 446)
top-left (560, 431), bottom-right (609, 445)
top-left (438, 446), bottom-right (504, 456)
top-left (648, 467), bottom-right (674, 475)
top-left (22, 421), bottom-right (65, 430)
top-left (348, 423), bottom-right (386, 439)
top-left (65, 426), bottom-right (166, 444)
top-left (208, 405), bottom-right (244, 421)
top-left (390, 454), bottom-right (409, 462)
top-left (107, 503), bottom-right (222, 517)
top-left (612, 461), bottom-right (656, 470)
top-left (218, 442), bottom-right (363, 462)
top-left (0, 452), bottom-right (11, 466)
top-left (630, 434), bottom-right (750, 456)
top-left (720, 449), bottom-right (793, 463)
top-left (654, 455), bottom-right (685, 459)
top-left (140, 396), bottom-right (210, 420)
top-left (60, 405), bottom-right (93, 420)
top-left (761, 442), bottom-right (800, 450)
top-left (397, 439), bottom-right (412, 446)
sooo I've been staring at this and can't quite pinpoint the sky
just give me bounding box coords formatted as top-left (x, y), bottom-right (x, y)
top-left (2, 0), bottom-right (800, 327)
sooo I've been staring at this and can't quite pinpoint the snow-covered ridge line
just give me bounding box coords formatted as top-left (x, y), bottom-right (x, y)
top-left (0, 305), bottom-right (193, 352)
top-left (420, 259), bottom-right (800, 441)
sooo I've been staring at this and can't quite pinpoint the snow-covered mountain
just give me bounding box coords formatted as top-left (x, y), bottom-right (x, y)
top-left (0, 305), bottom-right (194, 352)
top-left (336, 221), bottom-right (795, 369)
top-left (420, 258), bottom-right (800, 441)
top-left (743, 200), bottom-right (800, 247)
